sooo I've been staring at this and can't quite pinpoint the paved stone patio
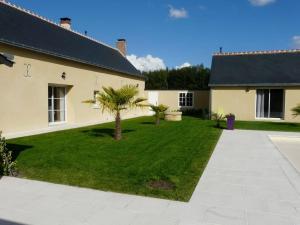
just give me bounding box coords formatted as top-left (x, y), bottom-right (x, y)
top-left (0, 130), bottom-right (300, 225)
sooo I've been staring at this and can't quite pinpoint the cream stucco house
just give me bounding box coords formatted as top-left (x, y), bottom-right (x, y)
top-left (147, 90), bottom-right (209, 112)
top-left (210, 50), bottom-right (300, 122)
top-left (0, 2), bottom-right (147, 138)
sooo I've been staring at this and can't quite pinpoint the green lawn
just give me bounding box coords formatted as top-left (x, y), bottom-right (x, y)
top-left (233, 120), bottom-right (300, 132)
top-left (7, 116), bottom-right (221, 201)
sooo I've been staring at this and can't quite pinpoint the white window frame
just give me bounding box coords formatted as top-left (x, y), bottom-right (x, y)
top-left (48, 86), bottom-right (67, 126)
top-left (92, 90), bottom-right (100, 109)
top-left (178, 91), bottom-right (194, 108)
top-left (255, 88), bottom-right (285, 120)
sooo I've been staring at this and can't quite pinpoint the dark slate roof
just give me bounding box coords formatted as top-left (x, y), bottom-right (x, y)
top-left (0, 2), bottom-right (143, 79)
top-left (209, 50), bottom-right (300, 87)
top-left (0, 53), bottom-right (14, 67)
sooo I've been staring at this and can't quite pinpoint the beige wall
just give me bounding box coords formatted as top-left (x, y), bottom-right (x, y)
top-left (211, 87), bottom-right (300, 122)
top-left (285, 88), bottom-right (300, 122)
top-left (0, 43), bottom-right (147, 136)
top-left (146, 90), bottom-right (209, 111)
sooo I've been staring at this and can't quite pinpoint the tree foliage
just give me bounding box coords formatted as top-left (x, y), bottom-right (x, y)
top-left (143, 65), bottom-right (210, 90)
top-left (150, 104), bottom-right (169, 125)
top-left (84, 85), bottom-right (147, 140)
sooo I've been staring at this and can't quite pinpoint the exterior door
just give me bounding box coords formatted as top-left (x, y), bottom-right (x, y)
top-left (256, 89), bottom-right (284, 119)
top-left (148, 91), bottom-right (158, 115)
top-left (48, 86), bottom-right (66, 124)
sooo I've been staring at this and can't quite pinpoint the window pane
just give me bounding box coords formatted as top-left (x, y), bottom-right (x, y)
top-left (48, 111), bottom-right (53, 123)
top-left (54, 110), bottom-right (65, 122)
top-left (53, 87), bottom-right (65, 98)
top-left (270, 89), bottom-right (283, 118)
top-left (53, 98), bottom-right (65, 110)
top-left (94, 91), bottom-right (99, 101)
top-left (256, 89), bottom-right (269, 118)
top-left (186, 93), bottom-right (193, 106)
top-left (48, 99), bottom-right (52, 109)
top-left (48, 86), bottom-right (52, 98)
top-left (48, 86), bottom-right (66, 123)
top-left (179, 93), bottom-right (185, 106)
top-left (179, 96), bottom-right (186, 106)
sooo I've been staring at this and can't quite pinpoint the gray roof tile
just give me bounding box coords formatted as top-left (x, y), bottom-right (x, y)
top-left (210, 51), bottom-right (300, 87)
top-left (0, 2), bottom-right (143, 79)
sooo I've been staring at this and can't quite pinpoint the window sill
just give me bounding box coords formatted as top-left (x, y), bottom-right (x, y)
top-left (255, 118), bottom-right (283, 121)
top-left (49, 121), bottom-right (67, 126)
top-left (92, 105), bottom-right (100, 109)
top-left (179, 106), bottom-right (194, 108)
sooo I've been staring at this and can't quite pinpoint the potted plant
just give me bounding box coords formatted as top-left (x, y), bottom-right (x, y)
top-left (211, 112), bottom-right (225, 128)
top-left (165, 110), bottom-right (183, 121)
top-left (225, 113), bottom-right (235, 130)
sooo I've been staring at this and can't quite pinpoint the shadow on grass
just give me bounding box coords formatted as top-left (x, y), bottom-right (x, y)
top-left (82, 128), bottom-right (135, 137)
top-left (140, 121), bottom-right (155, 125)
top-left (264, 122), bottom-right (299, 127)
top-left (182, 114), bottom-right (205, 119)
top-left (7, 143), bottom-right (33, 161)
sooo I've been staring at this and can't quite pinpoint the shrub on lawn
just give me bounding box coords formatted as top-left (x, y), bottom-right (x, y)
top-left (150, 104), bottom-right (168, 125)
top-left (0, 131), bottom-right (17, 176)
top-left (211, 112), bottom-right (225, 128)
top-left (83, 85), bottom-right (147, 140)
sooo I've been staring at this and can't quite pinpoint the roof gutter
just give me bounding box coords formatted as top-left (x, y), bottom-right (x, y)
top-left (209, 83), bottom-right (300, 87)
top-left (0, 53), bottom-right (14, 67)
top-left (0, 39), bottom-right (145, 80)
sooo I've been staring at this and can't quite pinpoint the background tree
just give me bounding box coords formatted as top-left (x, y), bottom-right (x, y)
top-left (143, 65), bottom-right (210, 90)
top-left (150, 104), bottom-right (169, 125)
top-left (84, 85), bottom-right (146, 141)
top-left (292, 104), bottom-right (300, 117)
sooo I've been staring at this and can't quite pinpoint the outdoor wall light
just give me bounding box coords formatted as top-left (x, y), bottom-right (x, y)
top-left (61, 72), bottom-right (66, 79)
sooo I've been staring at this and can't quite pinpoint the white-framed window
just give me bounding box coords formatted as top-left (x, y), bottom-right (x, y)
top-left (48, 86), bottom-right (66, 124)
top-left (256, 89), bottom-right (284, 119)
top-left (179, 92), bottom-right (194, 107)
top-left (93, 90), bottom-right (100, 108)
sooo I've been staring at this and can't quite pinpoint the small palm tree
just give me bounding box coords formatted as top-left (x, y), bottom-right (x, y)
top-left (84, 85), bottom-right (146, 140)
top-left (292, 104), bottom-right (300, 117)
top-left (211, 112), bottom-right (225, 128)
top-left (150, 104), bottom-right (168, 125)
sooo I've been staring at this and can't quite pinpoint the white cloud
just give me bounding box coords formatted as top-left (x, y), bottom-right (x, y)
top-left (292, 36), bottom-right (300, 48)
top-left (176, 62), bottom-right (192, 69)
top-left (248, 0), bottom-right (276, 6)
top-left (127, 54), bottom-right (166, 72)
top-left (169, 5), bottom-right (188, 19)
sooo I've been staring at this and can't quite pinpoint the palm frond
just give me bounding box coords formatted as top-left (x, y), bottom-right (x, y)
top-left (86, 85), bottom-right (147, 115)
top-left (150, 104), bottom-right (168, 113)
top-left (292, 104), bottom-right (300, 117)
top-left (82, 100), bottom-right (96, 104)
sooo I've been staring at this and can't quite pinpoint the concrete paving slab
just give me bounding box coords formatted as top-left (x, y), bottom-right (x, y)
top-left (270, 135), bottom-right (300, 172)
top-left (1, 130), bottom-right (300, 225)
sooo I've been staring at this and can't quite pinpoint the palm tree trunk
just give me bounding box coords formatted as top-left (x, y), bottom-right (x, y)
top-left (155, 114), bottom-right (160, 125)
top-left (115, 111), bottom-right (122, 140)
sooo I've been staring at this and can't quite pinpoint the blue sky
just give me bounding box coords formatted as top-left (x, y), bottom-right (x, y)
top-left (8, 0), bottom-right (300, 70)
